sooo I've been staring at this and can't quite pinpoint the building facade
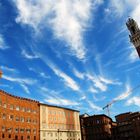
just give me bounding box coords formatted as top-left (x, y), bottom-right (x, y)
top-left (40, 104), bottom-right (81, 140)
top-left (80, 114), bottom-right (113, 140)
top-left (113, 112), bottom-right (140, 140)
top-left (0, 90), bottom-right (40, 140)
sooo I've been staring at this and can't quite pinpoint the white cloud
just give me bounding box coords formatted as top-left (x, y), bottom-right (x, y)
top-left (99, 76), bottom-right (122, 85)
top-left (1, 66), bottom-right (18, 73)
top-left (79, 95), bottom-right (86, 101)
top-left (89, 86), bottom-right (98, 93)
top-left (73, 68), bottom-right (84, 79)
top-left (86, 74), bottom-right (108, 92)
top-left (48, 63), bottom-right (80, 91)
top-left (21, 49), bottom-right (39, 59)
top-left (3, 75), bottom-right (36, 85)
top-left (87, 100), bottom-right (102, 111)
top-left (114, 84), bottom-right (131, 101)
top-left (14, 0), bottom-right (102, 60)
top-left (86, 74), bottom-right (121, 92)
top-left (106, 0), bottom-right (140, 19)
top-left (20, 84), bottom-right (30, 94)
top-left (2, 74), bottom-right (36, 93)
top-left (126, 96), bottom-right (140, 107)
top-left (0, 34), bottom-right (8, 50)
top-left (44, 97), bottom-right (79, 106)
top-left (40, 72), bottom-right (50, 79)
top-left (131, 2), bottom-right (140, 27)
top-left (129, 48), bottom-right (138, 62)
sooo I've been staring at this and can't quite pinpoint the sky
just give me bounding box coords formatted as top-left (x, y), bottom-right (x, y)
top-left (1, 0), bottom-right (140, 119)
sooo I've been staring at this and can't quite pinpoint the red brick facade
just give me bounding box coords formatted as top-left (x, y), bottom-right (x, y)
top-left (0, 90), bottom-right (40, 140)
top-left (112, 112), bottom-right (140, 140)
top-left (80, 114), bottom-right (113, 140)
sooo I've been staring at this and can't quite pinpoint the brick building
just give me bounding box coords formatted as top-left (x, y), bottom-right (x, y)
top-left (40, 104), bottom-right (81, 140)
top-left (0, 90), bottom-right (40, 140)
top-left (80, 114), bottom-right (113, 140)
top-left (113, 112), bottom-right (140, 140)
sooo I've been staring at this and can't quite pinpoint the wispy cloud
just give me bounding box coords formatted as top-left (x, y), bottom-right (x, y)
top-left (0, 34), bottom-right (8, 50)
top-left (105, 0), bottom-right (140, 20)
top-left (126, 96), bottom-right (140, 107)
top-left (129, 48), bottom-right (138, 62)
top-left (20, 84), bottom-right (30, 94)
top-left (88, 86), bottom-right (98, 93)
top-left (1, 66), bottom-right (18, 73)
top-left (3, 75), bottom-right (36, 85)
top-left (131, 1), bottom-right (140, 25)
top-left (14, 0), bottom-right (102, 60)
top-left (86, 74), bottom-right (119, 92)
top-left (48, 63), bottom-right (80, 91)
top-left (40, 72), bottom-right (50, 79)
top-left (21, 49), bottom-right (39, 59)
top-left (44, 97), bottom-right (79, 106)
top-left (73, 68), bottom-right (84, 79)
top-left (79, 95), bottom-right (86, 101)
top-left (87, 100), bottom-right (102, 111)
top-left (2, 74), bottom-right (36, 94)
top-left (114, 84), bottom-right (131, 101)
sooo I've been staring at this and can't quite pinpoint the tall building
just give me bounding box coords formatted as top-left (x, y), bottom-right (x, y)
top-left (80, 114), bottom-right (113, 140)
top-left (0, 90), bottom-right (40, 140)
top-left (40, 103), bottom-right (81, 140)
top-left (126, 18), bottom-right (140, 57)
top-left (113, 112), bottom-right (140, 140)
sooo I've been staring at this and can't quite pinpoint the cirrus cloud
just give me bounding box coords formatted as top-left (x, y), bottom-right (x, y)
top-left (13, 0), bottom-right (102, 60)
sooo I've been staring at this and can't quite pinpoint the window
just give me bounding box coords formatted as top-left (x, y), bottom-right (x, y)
top-left (21, 136), bottom-right (24, 140)
top-left (27, 118), bottom-right (31, 123)
top-left (43, 132), bottom-right (46, 137)
top-left (97, 120), bottom-right (100, 124)
top-left (3, 103), bottom-right (7, 108)
top-left (15, 135), bottom-right (18, 140)
top-left (22, 107), bottom-right (25, 112)
top-left (9, 134), bottom-right (11, 138)
top-left (27, 136), bottom-right (30, 140)
top-left (21, 117), bottom-right (24, 122)
top-left (27, 108), bottom-right (31, 113)
top-left (2, 114), bottom-right (6, 119)
top-left (2, 126), bottom-right (5, 132)
top-left (15, 128), bottom-right (19, 133)
top-left (33, 129), bottom-right (36, 134)
top-left (15, 116), bottom-right (19, 122)
top-left (26, 129), bottom-right (31, 133)
top-left (10, 105), bottom-right (14, 110)
top-left (33, 119), bottom-right (37, 124)
top-left (16, 106), bottom-right (20, 111)
top-left (7, 128), bottom-right (12, 133)
top-left (9, 115), bottom-right (14, 120)
top-left (20, 128), bottom-right (24, 133)
top-left (33, 110), bottom-right (37, 114)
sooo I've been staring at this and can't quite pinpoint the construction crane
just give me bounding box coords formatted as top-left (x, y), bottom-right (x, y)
top-left (103, 84), bottom-right (140, 117)
top-left (103, 100), bottom-right (117, 117)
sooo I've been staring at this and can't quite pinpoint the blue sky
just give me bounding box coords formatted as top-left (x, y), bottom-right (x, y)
top-left (1, 0), bottom-right (140, 118)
